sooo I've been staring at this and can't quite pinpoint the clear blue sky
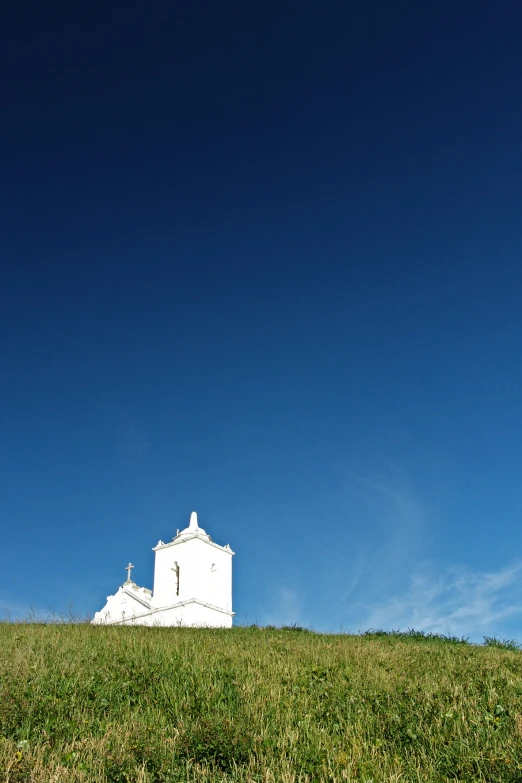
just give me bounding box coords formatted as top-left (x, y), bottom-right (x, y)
top-left (2, 2), bottom-right (522, 641)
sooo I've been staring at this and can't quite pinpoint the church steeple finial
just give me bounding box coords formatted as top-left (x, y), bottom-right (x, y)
top-left (174, 510), bottom-right (207, 540)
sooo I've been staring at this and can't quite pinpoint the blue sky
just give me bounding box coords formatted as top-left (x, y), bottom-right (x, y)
top-left (2, 2), bottom-right (522, 641)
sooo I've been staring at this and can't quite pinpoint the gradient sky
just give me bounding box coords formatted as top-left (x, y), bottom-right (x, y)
top-left (3, 2), bottom-right (522, 641)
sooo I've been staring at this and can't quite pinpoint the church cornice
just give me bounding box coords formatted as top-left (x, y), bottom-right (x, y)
top-left (121, 585), bottom-right (152, 610)
top-left (152, 535), bottom-right (234, 555)
top-left (103, 597), bottom-right (235, 625)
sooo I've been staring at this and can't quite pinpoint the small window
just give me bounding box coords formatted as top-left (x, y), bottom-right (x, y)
top-left (172, 562), bottom-right (180, 596)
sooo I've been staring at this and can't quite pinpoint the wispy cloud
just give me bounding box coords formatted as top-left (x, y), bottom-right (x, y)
top-left (335, 464), bottom-right (428, 599)
top-left (335, 464), bottom-right (522, 642)
top-left (357, 561), bottom-right (522, 641)
top-left (340, 463), bottom-right (427, 537)
top-left (0, 597), bottom-right (55, 622)
top-left (257, 586), bottom-right (306, 628)
top-left (1, 578), bottom-right (96, 623)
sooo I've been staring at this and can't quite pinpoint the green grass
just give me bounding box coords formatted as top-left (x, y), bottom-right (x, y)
top-left (1, 624), bottom-right (522, 782)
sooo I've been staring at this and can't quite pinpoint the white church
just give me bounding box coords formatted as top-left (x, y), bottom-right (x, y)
top-left (92, 512), bottom-right (234, 627)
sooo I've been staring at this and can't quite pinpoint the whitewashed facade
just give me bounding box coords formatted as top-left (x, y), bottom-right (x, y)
top-left (92, 512), bottom-right (234, 627)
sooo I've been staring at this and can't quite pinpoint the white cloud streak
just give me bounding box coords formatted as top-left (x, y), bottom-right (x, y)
top-left (257, 586), bottom-right (305, 628)
top-left (336, 464), bottom-right (522, 642)
top-left (357, 561), bottom-right (522, 641)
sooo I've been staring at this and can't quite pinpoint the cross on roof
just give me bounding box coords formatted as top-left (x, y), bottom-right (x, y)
top-left (125, 562), bottom-right (134, 583)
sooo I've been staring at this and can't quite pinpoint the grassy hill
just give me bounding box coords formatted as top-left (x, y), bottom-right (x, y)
top-left (1, 624), bottom-right (522, 782)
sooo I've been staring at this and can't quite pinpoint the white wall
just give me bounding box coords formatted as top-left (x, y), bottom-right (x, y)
top-left (92, 584), bottom-right (152, 625)
top-left (152, 536), bottom-right (233, 613)
top-left (94, 599), bottom-right (233, 628)
top-left (150, 601), bottom-right (232, 628)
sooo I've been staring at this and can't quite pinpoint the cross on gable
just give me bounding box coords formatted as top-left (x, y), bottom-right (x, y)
top-left (125, 562), bottom-right (134, 583)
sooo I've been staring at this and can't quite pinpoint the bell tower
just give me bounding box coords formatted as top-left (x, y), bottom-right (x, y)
top-left (151, 512), bottom-right (234, 626)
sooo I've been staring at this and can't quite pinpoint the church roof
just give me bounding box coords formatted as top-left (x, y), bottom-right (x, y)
top-left (152, 511), bottom-right (234, 553)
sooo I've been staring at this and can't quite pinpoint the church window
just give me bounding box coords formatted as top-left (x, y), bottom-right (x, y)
top-left (172, 561), bottom-right (180, 596)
